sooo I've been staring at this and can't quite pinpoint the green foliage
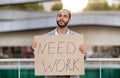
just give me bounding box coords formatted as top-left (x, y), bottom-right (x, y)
top-left (84, 1), bottom-right (110, 11)
top-left (108, 3), bottom-right (120, 10)
top-left (0, 3), bottom-right (44, 11)
top-left (0, 5), bottom-right (14, 9)
top-left (51, 2), bottom-right (63, 11)
top-left (25, 3), bottom-right (44, 11)
top-left (110, 4), bottom-right (118, 10)
top-left (118, 3), bottom-right (120, 10)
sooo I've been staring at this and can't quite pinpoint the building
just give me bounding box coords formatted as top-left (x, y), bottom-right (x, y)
top-left (0, 9), bottom-right (120, 58)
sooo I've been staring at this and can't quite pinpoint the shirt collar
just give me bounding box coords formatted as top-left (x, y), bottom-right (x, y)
top-left (55, 28), bottom-right (69, 35)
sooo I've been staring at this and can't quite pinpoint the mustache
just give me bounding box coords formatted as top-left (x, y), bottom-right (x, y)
top-left (57, 19), bottom-right (68, 28)
top-left (58, 19), bottom-right (65, 23)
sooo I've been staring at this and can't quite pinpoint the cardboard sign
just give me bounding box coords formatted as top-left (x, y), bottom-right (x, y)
top-left (34, 34), bottom-right (84, 76)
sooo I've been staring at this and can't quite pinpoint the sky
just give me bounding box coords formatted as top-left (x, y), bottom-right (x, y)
top-left (62, 0), bottom-right (88, 13)
top-left (43, 0), bottom-right (120, 13)
top-left (62, 0), bottom-right (120, 13)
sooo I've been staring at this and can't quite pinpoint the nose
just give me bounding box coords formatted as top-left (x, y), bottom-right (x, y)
top-left (60, 17), bottom-right (63, 20)
top-left (59, 15), bottom-right (64, 19)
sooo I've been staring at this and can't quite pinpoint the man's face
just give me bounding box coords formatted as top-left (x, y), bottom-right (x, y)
top-left (56, 10), bottom-right (70, 28)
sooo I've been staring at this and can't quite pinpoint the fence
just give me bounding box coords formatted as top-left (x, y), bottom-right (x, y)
top-left (0, 58), bottom-right (120, 78)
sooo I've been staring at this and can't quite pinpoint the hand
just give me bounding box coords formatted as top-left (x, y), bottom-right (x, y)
top-left (79, 44), bottom-right (86, 55)
top-left (32, 41), bottom-right (37, 49)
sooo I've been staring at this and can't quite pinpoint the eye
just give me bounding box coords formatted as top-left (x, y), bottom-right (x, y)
top-left (64, 15), bottom-right (68, 18)
top-left (58, 14), bottom-right (61, 17)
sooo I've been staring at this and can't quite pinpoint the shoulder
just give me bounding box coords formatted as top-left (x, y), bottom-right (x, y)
top-left (46, 29), bottom-right (55, 35)
top-left (69, 29), bottom-right (79, 35)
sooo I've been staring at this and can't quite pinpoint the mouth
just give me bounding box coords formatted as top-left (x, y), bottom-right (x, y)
top-left (59, 20), bottom-right (65, 24)
top-left (57, 20), bottom-right (67, 27)
top-left (60, 21), bottom-right (63, 23)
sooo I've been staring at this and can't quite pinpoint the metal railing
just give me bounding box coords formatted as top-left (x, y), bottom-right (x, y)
top-left (86, 58), bottom-right (120, 78)
top-left (0, 58), bottom-right (120, 78)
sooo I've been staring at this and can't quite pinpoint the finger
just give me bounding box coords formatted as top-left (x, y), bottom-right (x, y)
top-left (32, 41), bottom-right (37, 49)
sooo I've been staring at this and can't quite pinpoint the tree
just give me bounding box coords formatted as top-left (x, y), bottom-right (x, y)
top-left (25, 3), bottom-right (44, 11)
top-left (84, 1), bottom-right (110, 11)
top-left (118, 3), bottom-right (120, 10)
top-left (110, 4), bottom-right (118, 10)
top-left (0, 5), bottom-right (14, 9)
top-left (51, 2), bottom-right (63, 11)
top-left (0, 3), bottom-right (44, 11)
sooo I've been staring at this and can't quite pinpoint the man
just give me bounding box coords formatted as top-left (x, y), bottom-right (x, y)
top-left (32, 9), bottom-right (86, 78)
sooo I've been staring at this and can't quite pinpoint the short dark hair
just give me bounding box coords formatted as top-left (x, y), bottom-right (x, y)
top-left (62, 9), bottom-right (71, 19)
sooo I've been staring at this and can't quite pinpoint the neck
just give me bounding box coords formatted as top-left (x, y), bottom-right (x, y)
top-left (56, 26), bottom-right (68, 35)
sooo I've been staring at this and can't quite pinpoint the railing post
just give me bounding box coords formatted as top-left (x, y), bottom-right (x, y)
top-left (18, 60), bottom-right (20, 78)
top-left (100, 60), bottom-right (102, 78)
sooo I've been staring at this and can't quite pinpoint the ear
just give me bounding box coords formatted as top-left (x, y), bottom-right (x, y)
top-left (68, 18), bottom-right (71, 22)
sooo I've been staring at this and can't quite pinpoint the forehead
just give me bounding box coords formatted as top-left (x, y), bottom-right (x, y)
top-left (58, 10), bottom-right (69, 15)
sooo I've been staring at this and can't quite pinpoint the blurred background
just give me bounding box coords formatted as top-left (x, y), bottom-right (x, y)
top-left (0, 0), bottom-right (120, 78)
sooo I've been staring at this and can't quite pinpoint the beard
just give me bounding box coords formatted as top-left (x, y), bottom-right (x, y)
top-left (57, 20), bottom-right (69, 28)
